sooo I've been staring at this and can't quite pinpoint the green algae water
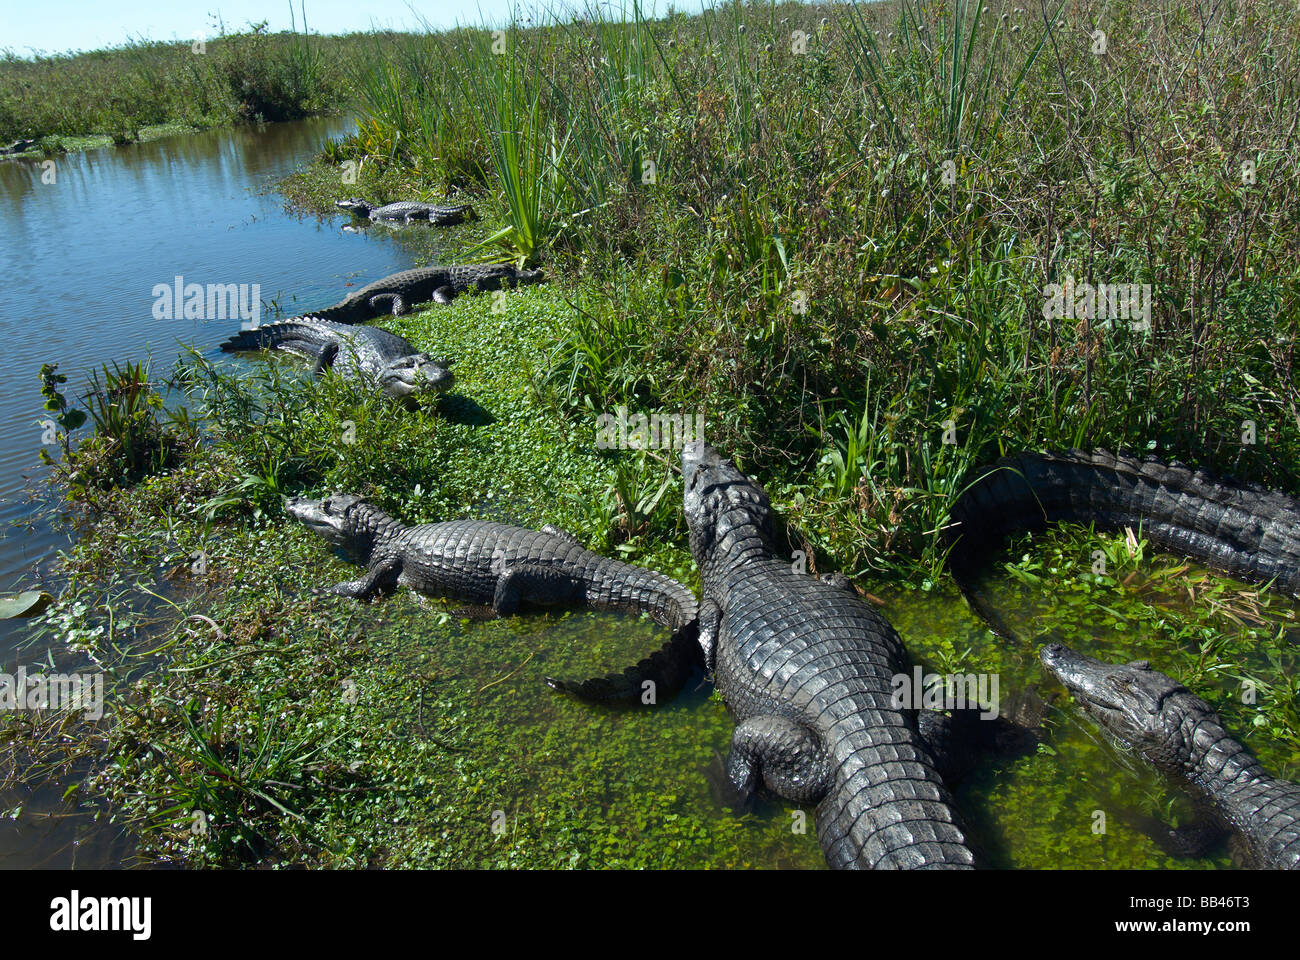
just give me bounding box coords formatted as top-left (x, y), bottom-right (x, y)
top-left (884, 549), bottom-right (1300, 870)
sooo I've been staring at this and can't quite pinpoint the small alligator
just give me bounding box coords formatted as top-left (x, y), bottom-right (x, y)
top-left (219, 319), bottom-right (453, 401)
top-left (947, 448), bottom-right (1300, 596)
top-left (335, 198), bottom-right (478, 225)
top-left (293, 264), bottom-right (545, 325)
top-left (286, 494), bottom-right (699, 693)
top-left (1041, 643), bottom-right (1300, 869)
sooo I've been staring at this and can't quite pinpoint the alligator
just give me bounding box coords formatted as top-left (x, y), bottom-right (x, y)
top-left (596, 442), bottom-right (975, 869)
top-left (286, 494), bottom-right (700, 694)
top-left (335, 198), bottom-right (479, 225)
top-left (0, 138), bottom-right (36, 156)
top-left (1041, 643), bottom-right (1300, 869)
top-left (219, 319), bottom-right (453, 401)
top-left (946, 448), bottom-right (1300, 597)
top-left (291, 264), bottom-right (546, 325)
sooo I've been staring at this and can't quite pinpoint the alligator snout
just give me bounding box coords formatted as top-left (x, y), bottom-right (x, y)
top-left (284, 496), bottom-right (312, 521)
top-left (414, 362), bottom-right (454, 392)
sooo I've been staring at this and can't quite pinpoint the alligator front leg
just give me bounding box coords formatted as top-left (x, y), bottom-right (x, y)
top-left (1118, 807), bottom-right (1228, 860)
top-left (331, 556), bottom-right (402, 601)
top-left (492, 563), bottom-right (584, 616)
top-left (432, 285), bottom-right (457, 305)
top-left (726, 715), bottom-right (830, 806)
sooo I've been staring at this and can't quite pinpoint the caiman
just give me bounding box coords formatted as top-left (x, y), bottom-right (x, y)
top-left (335, 198), bottom-right (478, 225)
top-left (566, 443), bottom-right (973, 868)
top-left (294, 263), bottom-right (545, 325)
top-left (1041, 643), bottom-right (1300, 869)
top-left (286, 494), bottom-right (699, 695)
top-left (219, 319), bottom-right (453, 401)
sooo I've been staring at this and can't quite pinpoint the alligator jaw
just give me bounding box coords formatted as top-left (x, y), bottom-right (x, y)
top-left (681, 440), bottom-right (709, 487)
top-left (381, 356), bottom-right (454, 399)
top-left (681, 441), bottom-right (735, 499)
top-left (1040, 642), bottom-right (1101, 692)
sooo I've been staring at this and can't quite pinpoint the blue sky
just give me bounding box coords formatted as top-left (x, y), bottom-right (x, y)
top-left (2, 0), bottom-right (707, 56)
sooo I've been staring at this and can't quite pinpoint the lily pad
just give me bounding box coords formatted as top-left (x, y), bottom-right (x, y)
top-left (0, 591), bottom-right (55, 619)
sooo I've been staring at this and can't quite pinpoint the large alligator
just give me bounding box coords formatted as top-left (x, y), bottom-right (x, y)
top-left (219, 319), bottom-right (453, 401)
top-left (1041, 643), bottom-right (1300, 869)
top-left (674, 442), bottom-right (974, 869)
top-left (286, 494), bottom-right (699, 693)
top-left (335, 198), bottom-right (478, 225)
top-left (294, 264), bottom-right (546, 325)
top-left (946, 448), bottom-right (1300, 596)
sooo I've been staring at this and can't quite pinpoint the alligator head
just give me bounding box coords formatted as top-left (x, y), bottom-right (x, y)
top-left (1040, 643), bottom-right (1193, 756)
top-left (377, 354), bottom-right (454, 400)
top-left (285, 493), bottom-right (367, 545)
top-left (285, 492), bottom-right (398, 562)
top-left (682, 441), bottom-right (775, 566)
top-left (335, 198), bottom-right (372, 216)
top-left (475, 265), bottom-right (545, 290)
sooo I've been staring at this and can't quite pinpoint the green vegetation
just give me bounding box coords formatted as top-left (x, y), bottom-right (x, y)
top-left (0, 17), bottom-right (357, 148)
top-left (14, 0), bottom-right (1300, 869)
top-left (25, 276), bottom-right (1295, 869)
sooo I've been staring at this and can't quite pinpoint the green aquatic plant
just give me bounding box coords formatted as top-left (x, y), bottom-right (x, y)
top-left (37, 363), bottom-right (86, 462)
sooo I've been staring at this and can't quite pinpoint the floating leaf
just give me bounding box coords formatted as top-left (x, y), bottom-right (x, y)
top-left (0, 591), bottom-right (55, 619)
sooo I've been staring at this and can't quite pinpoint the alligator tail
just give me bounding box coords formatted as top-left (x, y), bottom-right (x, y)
top-left (815, 723), bottom-right (976, 869)
top-left (304, 303), bottom-right (356, 324)
top-left (946, 448), bottom-right (1300, 597)
top-left (218, 319), bottom-right (332, 352)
